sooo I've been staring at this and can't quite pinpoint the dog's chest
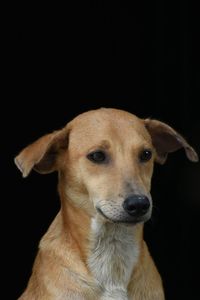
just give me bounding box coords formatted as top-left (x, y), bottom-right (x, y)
top-left (88, 219), bottom-right (139, 299)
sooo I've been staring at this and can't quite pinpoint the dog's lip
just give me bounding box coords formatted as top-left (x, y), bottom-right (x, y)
top-left (96, 207), bottom-right (112, 221)
top-left (96, 207), bottom-right (150, 224)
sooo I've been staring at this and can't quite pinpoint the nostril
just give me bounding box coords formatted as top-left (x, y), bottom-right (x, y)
top-left (127, 203), bottom-right (137, 212)
top-left (141, 201), bottom-right (150, 212)
top-left (123, 195), bottom-right (150, 216)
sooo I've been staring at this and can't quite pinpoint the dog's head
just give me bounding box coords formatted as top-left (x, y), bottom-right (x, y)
top-left (15, 108), bottom-right (198, 224)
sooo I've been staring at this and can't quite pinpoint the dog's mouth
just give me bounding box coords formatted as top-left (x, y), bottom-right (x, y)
top-left (96, 207), bottom-right (150, 224)
top-left (96, 207), bottom-right (113, 221)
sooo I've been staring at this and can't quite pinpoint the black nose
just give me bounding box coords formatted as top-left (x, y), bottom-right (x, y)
top-left (123, 195), bottom-right (150, 217)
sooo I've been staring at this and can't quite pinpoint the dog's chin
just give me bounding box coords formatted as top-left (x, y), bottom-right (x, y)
top-left (96, 207), bottom-right (151, 225)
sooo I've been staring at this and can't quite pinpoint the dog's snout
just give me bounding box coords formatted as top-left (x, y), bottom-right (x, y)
top-left (123, 195), bottom-right (150, 217)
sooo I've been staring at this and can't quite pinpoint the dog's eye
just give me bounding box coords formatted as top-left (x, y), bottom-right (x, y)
top-left (139, 149), bottom-right (152, 162)
top-left (87, 151), bottom-right (107, 163)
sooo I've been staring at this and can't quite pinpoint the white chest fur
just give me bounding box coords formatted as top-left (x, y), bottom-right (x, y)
top-left (88, 218), bottom-right (139, 300)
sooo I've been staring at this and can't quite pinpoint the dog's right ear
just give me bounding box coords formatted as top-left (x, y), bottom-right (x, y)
top-left (14, 126), bottom-right (70, 177)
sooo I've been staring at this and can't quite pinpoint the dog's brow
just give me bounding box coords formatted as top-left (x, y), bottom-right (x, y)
top-left (90, 140), bottom-right (111, 151)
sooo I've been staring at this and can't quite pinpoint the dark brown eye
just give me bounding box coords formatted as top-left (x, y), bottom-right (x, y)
top-left (139, 149), bottom-right (152, 162)
top-left (87, 151), bottom-right (107, 163)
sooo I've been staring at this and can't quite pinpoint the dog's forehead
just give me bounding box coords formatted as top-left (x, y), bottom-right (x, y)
top-left (68, 108), bottom-right (151, 149)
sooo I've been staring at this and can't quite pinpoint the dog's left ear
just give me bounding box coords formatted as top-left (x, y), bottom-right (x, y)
top-left (144, 119), bottom-right (199, 164)
top-left (14, 126), bottom-right (70, 177)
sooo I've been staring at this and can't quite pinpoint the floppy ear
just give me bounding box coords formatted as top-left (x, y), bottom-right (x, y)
top-left (14, 127), bottom-right (69, 177)
top-left (144, 119), bottom-right (199, 164)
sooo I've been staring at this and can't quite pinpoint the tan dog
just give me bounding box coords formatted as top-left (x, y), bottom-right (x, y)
top-left (15, 108), bottom-right (198, 300)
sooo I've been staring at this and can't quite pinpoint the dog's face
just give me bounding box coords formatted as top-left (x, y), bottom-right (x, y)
top-left (15, 108), bottom-right (198, 225)
top-left (65, 109), bottom-right (154, 224)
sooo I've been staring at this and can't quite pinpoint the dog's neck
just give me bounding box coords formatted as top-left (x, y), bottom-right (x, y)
top-left (88, 217), bottom-right (142, 299)
top-left (60, 197), bottom-right (91, 266)
top-left (60, 186), bottom-right (143, 299)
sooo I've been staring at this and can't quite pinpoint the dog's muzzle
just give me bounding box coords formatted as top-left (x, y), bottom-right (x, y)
top-left (96, 194), bottom-right (151, 224)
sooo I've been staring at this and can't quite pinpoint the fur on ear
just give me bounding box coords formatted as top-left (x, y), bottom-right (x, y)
top-left (14, 127), bottom-right (69, 177)
top-left (144, 119), bottom-right (199, 164)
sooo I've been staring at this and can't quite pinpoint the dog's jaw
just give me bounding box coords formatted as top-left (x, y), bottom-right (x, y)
top-left (88, 216), bottom-right (140, 299)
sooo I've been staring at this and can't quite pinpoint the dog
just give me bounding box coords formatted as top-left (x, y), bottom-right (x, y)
top-left (15, 108), bottom-right (198, 300)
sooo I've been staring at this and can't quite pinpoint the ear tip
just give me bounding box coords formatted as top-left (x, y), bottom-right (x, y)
top-left (187, 148), bottom-right (199, 162)
top-left (14, 156), bottom-right (29, 178)
top-left (191, 154), bottom-right (199, 163)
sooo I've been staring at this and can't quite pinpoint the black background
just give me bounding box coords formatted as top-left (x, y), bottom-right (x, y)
top-left (3, 1), bottom-right (200, 299)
